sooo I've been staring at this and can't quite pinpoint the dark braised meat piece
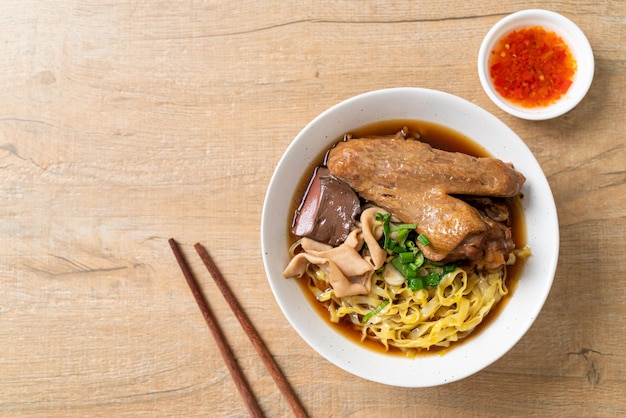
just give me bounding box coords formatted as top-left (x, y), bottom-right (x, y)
top-left (326, 131), bottom-right (525, 263)
top-left (292, 167), bottom-right (361, 246)
top-left (447, 197), bottom-right (516, 269)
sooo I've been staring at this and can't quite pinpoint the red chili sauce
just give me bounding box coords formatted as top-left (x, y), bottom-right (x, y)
top-left (489, 26), bottom-right (577, 107)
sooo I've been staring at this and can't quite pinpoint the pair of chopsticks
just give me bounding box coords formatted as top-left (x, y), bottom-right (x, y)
top-left (168, 239), bottom-right (308, 418)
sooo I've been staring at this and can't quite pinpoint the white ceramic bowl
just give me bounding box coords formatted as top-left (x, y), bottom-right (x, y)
top-left (478, 9), bottom-right (594, 120)
top-left (261, 88), bottom-right (559, 387)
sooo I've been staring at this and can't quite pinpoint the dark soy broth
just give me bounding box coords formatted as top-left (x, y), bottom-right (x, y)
top-left (288, 119), bottom-right (527, 357)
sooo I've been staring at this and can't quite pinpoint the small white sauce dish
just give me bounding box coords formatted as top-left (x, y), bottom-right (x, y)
top-left (477, 9), bottom-right (594, 120)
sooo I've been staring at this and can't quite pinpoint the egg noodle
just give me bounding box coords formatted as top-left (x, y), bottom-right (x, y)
top-left (304, 263), bottom-right (507, 355)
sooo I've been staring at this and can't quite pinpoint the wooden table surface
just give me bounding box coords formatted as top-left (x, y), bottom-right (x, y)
top-left (1, 1), bottom-right (624, 417)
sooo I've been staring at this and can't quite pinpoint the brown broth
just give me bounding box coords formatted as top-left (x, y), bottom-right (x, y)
top-left (287, 119), bottom-right (527, 357)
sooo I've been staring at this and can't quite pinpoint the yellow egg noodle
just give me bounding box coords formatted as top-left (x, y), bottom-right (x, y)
top-left (307, 265), bottom-right (507, 354)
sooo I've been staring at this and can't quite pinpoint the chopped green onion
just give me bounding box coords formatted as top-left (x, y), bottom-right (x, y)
top-left (442, 263), bottom-right (457, 275)
top-left (407, 276), bottom-right (426, 291)
top-left (361, 299), bottom-right (390, 324)
top-left (376, 213), bottom-right (391, 250)
top-left (413, 251), bottom-right (425, 268)
top-left (390, 223), bottom-right (417, 231)
top-left (417, 233), bottom-right (431, 246)
top-left (407, 273), bottom-right (439, 290)
top-left (391, 257), bottom-right (417, 279)
top-left (392, 245), bottom-right (407, 254)
top-left (395, 228), bottom-right (409, 247)
top-left (398, 252), bottom-right (414, 264)
top-left (425, 272), bottom-right (441, 286)
top-left (407, 264), bottom-right (457, 290)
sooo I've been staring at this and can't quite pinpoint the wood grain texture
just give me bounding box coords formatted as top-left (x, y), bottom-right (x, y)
top-left (1, 1), bottom-right (624, 417)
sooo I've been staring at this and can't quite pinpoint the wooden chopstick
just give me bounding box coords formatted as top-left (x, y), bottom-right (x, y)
top-left (168, 238), bottom-right (263, 418)
top-left (169, 238), bottom-right (308, 418)
top-left (193, 243), bottom-right (308, 418)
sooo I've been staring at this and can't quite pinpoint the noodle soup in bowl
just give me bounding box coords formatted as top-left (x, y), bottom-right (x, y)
top-left (261, 88), bottom-right (559, 387)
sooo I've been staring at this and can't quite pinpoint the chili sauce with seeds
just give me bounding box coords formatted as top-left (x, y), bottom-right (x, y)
top-left (489, 26), bottom-right (577, 107)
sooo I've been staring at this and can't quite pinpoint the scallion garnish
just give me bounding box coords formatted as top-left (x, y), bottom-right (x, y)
top-left (391, 257), bottom-right (417, 279)
top-left (392, 244), bottom-right (407, 254)
top-left (425, 272), bottom-right (441, 287)
top-left (407, 276), bottom-right (426, 291)
top-left (375, 213), bottom-right (392, 250)
top-left (390, 223), bottom-right (417, 231)
top-left (398, 251), bottom-right (414, 264)
top-left (361, 299), bottom-right (390, 324)
top-left (417, 233), bottom-right (431, 246)
top-left (412, 251), bottom-right (424, 268)
top-left (372, 213), bottom-right (458, 292)
top-left (442, 263), bottom-right (457, 275)
top-left (395, 228), bottom-right (409, 247)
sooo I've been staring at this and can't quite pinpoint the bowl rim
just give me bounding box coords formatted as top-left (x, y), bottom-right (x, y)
top-left (477, 9), bottom-right (594, 120)
top-left (261, 87), bottom-right (560, 387)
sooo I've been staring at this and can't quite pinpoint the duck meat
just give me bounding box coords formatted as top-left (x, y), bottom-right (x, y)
top-left (326, 131), bottom-right (525, 263)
